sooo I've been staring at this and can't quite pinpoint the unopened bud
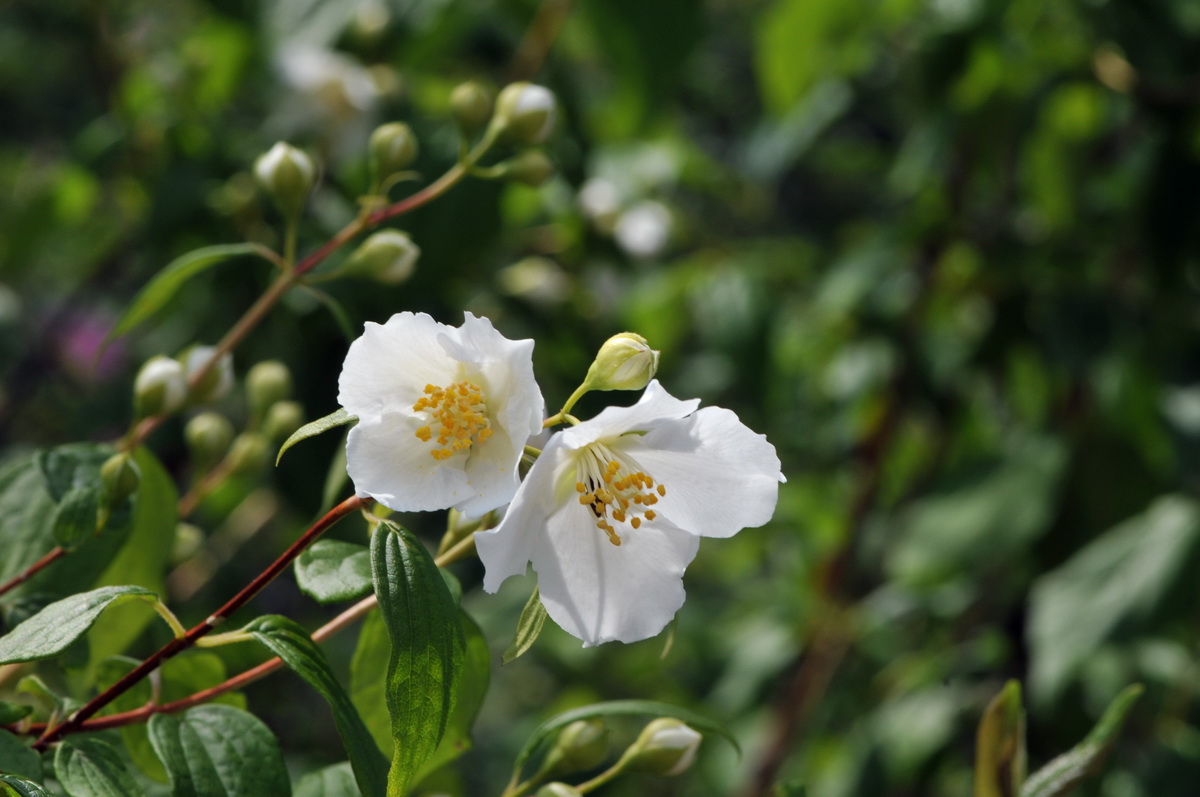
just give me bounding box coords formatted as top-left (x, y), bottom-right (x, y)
top-left (134, 356), bottom-right (187, 419)
top-left (504, 150), bottom-right (555, 186)
top-left (493, 82), bottom-right (556, 146)
top-left (536, 785), bottom-right (583, 797)
top-left (183, 346), bottom-right (234, 404)
top-left (171, 522), bottom-right (205, 565)
top-left (341, 230), bottom-right (420, 284)
top-left (228, 432), bottom-right (270, 475)
top-left (246, 360), bottom-right (292, 418)
top-left (450, 81), bottom-right (493, 136)
top-left (100, 453), bottom-right (141, 506)
top-left (621, 718), bottom-right (701, 776)
top-left (369, 122), bottom-right (418, 181)
top-left (263, 400), bottom-right (304, 442)
top-left (583, 333), bottom-right (659, 392)
top-left (254, 142), bottom-right (316, 219)
top-left (541, 719), bottom-right (609, 777)
top-left (185, 412), bottom-right (234, 472)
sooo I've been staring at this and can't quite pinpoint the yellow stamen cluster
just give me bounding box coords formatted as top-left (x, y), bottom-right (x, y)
top-left (575, 459), bottom-right (666, 546)
top-left (412, 381), bottom-right (493, 461)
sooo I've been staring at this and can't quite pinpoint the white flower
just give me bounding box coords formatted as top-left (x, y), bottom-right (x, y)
top-left (475, 381), bottom-right (784, 645)
top-left (614, 201), bottom-right (672, 259)
top-left (338, 312), bottom-right (544, 516)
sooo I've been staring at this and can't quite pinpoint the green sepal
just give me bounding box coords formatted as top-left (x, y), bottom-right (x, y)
top-left (276, 407), bottom-right (357, 465)
top-left (502, 587), bottom-right (548, 665)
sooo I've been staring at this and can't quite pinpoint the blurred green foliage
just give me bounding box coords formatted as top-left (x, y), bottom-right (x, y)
top-left (4, 0), bottom-right (1200, 794)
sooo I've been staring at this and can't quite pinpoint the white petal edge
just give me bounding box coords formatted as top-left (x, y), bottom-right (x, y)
top-left (346, 412), bottom-right (472, 512)
top-left (626, 405), bottom-right (784, 539)
top-left (559, 380), bottom-right (698, 451)
top-left (337, 312), bottom-right (455, 419)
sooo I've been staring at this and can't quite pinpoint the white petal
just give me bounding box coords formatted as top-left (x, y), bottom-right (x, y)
top-left (560, 380), bottom-right (698, 451)
top-left (532, 504), bottom-right (700, 646)
top-left (474, 442), bottom-right (568, 592)
top-left (459, 426), bottom-right (523, 518)
top-left (346, 412), bottom-right (472, 512)
top-left (628, 406), bottom-right (784, 539)
top-left (337, 312), bottom-right (454, 419)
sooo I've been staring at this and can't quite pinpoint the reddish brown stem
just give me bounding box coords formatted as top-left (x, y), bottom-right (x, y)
top-left (32, 494), bottom-right (367, 750)
top-left (0, 547), bottom-right (68, 598)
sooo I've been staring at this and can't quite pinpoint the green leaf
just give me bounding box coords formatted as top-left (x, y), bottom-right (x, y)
top-left (51, 485), bottom-right (100, 548)
top-left (502, 587), bottom-right (548, 665)
top-left (55, 738), bottom-right (145, 797)
top-left (1020, 685), bottom-right (1143, 797)
top-left (0, 729), bottom-right (40, 782)
top-left (98, 652), bottom-right (247, 782)
top-left (0, 586), bottom-right (155, 665)
top-left (86, 448), bottom-right (179, 671)
top-left (294, 540), bottom-right (373, 604)
top-left (370, 521), bottom-right (465, 796)
top-left (414, 613), bottom-right (490, 784)
top-left (0, 774), bottom-right (54, 797)
top-left (295, 762), bottom-right (360, 797)
top-left (0, 453), bottom-right (58, 592)
top-left (974, 681), bottom-right (1026, 797)
top-left (512, 700), bottom-right (741, 782)
top-left (0, 700), bottom-right (32, 725)
top-left (245, 614), bottom-right (388, 797)
top-left (351, 610), bottom-right (392, 757)
top-left (147, 705), bottom-right (289, 797)
top-left (277, 408), bottom-right (357, 465)
top-left (36, 445), bottom-right (110, 503)
top-left (108, 243), bottom-right (267, 341)
top-left (1028, 496), bottom-right (1200, 702)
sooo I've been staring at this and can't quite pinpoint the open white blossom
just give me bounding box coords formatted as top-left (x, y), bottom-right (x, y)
top-left (339, 312), bottom-right (544, 516)
top-left (475, 380), bottom-right (784, 646)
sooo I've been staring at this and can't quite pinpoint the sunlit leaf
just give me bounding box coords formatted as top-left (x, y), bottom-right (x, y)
top-left (148, 705), bottom-right (289, 797)
top-left (276, 408), bottom-right (357, 465)
top-left (0, 586), bottom-right (155, 665)
top-left (502, 587), bottom-right (547, 665)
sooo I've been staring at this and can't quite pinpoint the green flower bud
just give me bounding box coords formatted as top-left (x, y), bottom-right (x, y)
top-left (100, 453), bottom-right (141, 506)
top-left (246, 360), bottom-right (293, 419)
top-left (134, 355), bottom-right (187, 419)
top-left (227, 432), bottom-right (271, 475)
top-left (183, 346), bottom-right (234, 405)
top-left (254, 141), bottom-right (316, 219)
top-left (341, 230), bottom-right (420, 284)
top-left (369, 122), bottom-right (419, 181)
top-left (583, 333), bottom-right (659, 392)
top-left (493, 82), bottom-right (556, 146)
top-left (541, 719), bottom-right (609, 777)
top-left (170, 522), bottom-right (205, 565)
top-left (263, 400), bottom-right (304, 442)
top-left (450, 81), bottom-right (493, 136)
top-left (536, 785), bottom-right (583, 797)
top-left (504, 150), bottom-right (555, 187)
top-left (621, 718), bottom-right (702, 777)
top-left (185, 412), bottom-right (234, 472)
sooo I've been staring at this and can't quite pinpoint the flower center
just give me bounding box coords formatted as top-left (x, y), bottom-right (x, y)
top-left (574, 444), bottom-right (666, 546)
top-left (413, 381), bottom-right (493, 461)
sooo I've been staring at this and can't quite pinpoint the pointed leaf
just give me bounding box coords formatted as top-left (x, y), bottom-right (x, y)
top-left (0, 730), bottom-right (40, 782)
top-left (294, 540), bottom-right (373, 604)
top-left (511, 699), bottom-right (741, 782)
top-left (370, 521), bottom-right (465, 796)
top-left (1020, 685), bottom-right (1143, 797)
top-left (245, 614), bottom-right (388, 797)
top-left (0, 586), bottom-right (155, 665)
top-left (350, 610), bottom-right (392, 756)
top-left (502, 587), bottom-right (548, 665)
top-left (147, 705), bottom-right (289, 797)
top-left (0, 774), bottom-right (54, 796)
top-left (0, 701), bottom-right (32, 726)
top-left (975, 680), bottom-right (1026, 797)
top-left (108, 243), bottom-right (268, 341)
top-left (56, 738), bottom-right (145, 797)
top-left (277, 408), bottom-right (357, 465)
top-left (414, 613), bottom-right (490, 784)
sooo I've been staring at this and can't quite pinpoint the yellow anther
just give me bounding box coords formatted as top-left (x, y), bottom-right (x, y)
top-left (630, 517), bottom-right (641, 529)
top-left (575, 482), bottom-right (586, 493)
top-left (657, 484), bottom-right (666, 496)
top-left (412, 380), bottom-right (491, 460)
top-left (644, 509), bottom-right (656, 521)
top-left (415, 426), bottom-right (432, 442)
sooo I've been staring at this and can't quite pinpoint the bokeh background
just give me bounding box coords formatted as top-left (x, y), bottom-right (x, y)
top-left (4, 0), bottom-right (1200, 794)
